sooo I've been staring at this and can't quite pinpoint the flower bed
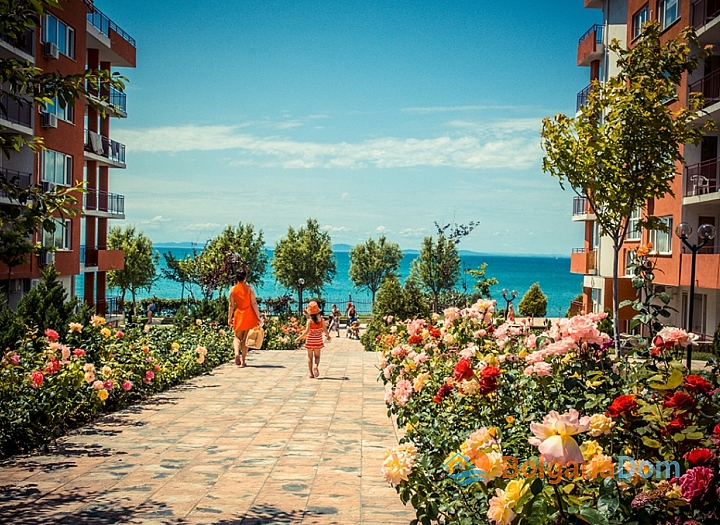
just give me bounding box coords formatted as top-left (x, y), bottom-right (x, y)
top-left (0, 316), bottom-right (233, 458)
top-left (374, 301), bottom-right (720, 525)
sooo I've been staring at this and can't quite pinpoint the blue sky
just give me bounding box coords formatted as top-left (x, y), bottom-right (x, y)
top-left (94, 0), bottom-right (599, 254)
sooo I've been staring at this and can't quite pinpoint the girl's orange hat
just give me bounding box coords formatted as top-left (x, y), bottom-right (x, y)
top-left (306, 301), bottom-right (320, 314)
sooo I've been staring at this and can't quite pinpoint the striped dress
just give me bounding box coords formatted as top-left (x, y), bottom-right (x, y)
top-left (305, 319), bottom-right (325, 349)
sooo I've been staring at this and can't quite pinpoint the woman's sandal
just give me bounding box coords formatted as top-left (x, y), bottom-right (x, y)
top-left (234, 355), bottom-right (241, 366)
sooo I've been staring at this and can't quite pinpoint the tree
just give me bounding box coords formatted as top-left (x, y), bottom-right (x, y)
top-left (273, 218), bottom-right (337, 304)
top-left (466, 263), bottom-right (499, 301)
top-left (161, 251), bottom-right (193, 300)
top-left (192, 223), bottom-right (268, 299)
top-left (16, 265), bottom-right (79, 333)
top-left (410, 234), bottom-right (460, 312)
top-left (518, 283), bottom-right (547, 318)
top-left (349, 236), bottom-right (402, 303)
top-left (373, 275), bottom-right (430, 322)
top-left (107, 226), bottom-right (158, 314)
top-left (541, 22), bottom-right (712, 354)
top-left (0, 0), bottom-right (126, 276)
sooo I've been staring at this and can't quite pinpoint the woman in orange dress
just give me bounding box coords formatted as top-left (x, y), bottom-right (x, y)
top-left (227, 268), bottom-right (261, 367)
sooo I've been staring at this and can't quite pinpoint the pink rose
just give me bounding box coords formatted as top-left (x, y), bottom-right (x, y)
top-left (145, 370), bottom-right (155, 381)
top-left (121, 381), bottom-right (133, 391)
top-left (29, 370), bottom-right (44, 388)
top-left (93, 380), bottom-right (104, 390)
top-left (680, 466), bottom-right (714, 504)
top-left (116, 331), bottom-right (124, 339)
top-left (9, 353), bottom-right (20, 365)
top-left (44, 328), bottom-right (59, 342)
top-left (534, 362), bottom-right (553, 376)
top-left (103, 379), bottom-right (114, 390)
top-left (73, 348), bottom-right (86, 357)
top-left (61, 346), bottom-right (71, 360)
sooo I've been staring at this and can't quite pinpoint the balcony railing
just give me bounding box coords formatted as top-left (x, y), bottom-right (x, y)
top-left (80, 245), bottom-right (101, 267)
top-left (578, 23), bottom-right (603, 46)
top-left (691, 0), bottom-right (720, 29)
top-left (84, 129), bottom-right (126, 165)
top-left (85, 82), bottom-right (127, 114)
top-left (685, 158), bottom-right (720, 196)
top-left (689, 68), bottom-right (720, 108)
top-left (1, 28), bottom-right (34, 55)
top-left (96, 297), bottom-right (123, 316)
top-left (572, 196), bottom-right (592, 216)
top-left (87, 6), bottom-right (136, 47)
top-left (85, 190), bottom-right (125, 216)
top-left (0, 93), bottom-right (32, 127)
top-left (576, 84), bottom-right (591, 112)
top-left (0, 167), bottom-right (32, 199)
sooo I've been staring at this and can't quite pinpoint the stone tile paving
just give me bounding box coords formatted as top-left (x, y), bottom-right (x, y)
top-left (0, 337), bottom-right (413, 524)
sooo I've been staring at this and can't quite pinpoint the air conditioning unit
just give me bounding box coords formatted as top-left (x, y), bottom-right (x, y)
top-left (43, 42), bottom-right (59, 59)
top-left (41, 181), bottom-right (56, 193)
top-left (39, 251), bottom-right (55, 266)
top-left (41, 112), bottom-right (57, 128)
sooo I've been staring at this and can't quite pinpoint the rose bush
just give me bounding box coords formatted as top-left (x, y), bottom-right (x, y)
top-left (0, 315), bottom-right (233, 458)
top-left (374, 300), bottom-right (720, 525)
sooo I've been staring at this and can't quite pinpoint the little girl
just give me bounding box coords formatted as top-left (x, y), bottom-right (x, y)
top-left (295, 301), bottom-right (331, 378)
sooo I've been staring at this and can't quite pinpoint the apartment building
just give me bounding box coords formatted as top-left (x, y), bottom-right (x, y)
top-left (0, 0), bottom-right (135, 314)
top-left (572, 0), bottom-right (720, 339)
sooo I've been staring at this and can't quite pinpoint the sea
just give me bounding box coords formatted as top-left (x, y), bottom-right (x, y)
top-left (96, 246), bottom-right (583, 317)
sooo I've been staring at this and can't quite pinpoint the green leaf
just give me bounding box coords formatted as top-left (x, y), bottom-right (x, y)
top-left (579, 507), bottom-right (610, 525)
top-left (641, 436), bottom-right (662, 448)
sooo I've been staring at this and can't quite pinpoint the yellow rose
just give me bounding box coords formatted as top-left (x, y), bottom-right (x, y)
top-left (580, 440), bottom-right (603, 460)
top-left (413, 373), bottom-right (431, 392)
top-left (100, 327), bottom-right (111, 338)
top-left (504, 479), bottom-right (529, 508)
top-left (171, 342), bottom-right (180, 351)
top-left (101, 365), bottom-right (112, 377)
top-left (97, 389), bottom-right (109, 401)
top-left (587, 414), bottom-right (615, 437)
top-left (505, 416), bottom-right (515, 425)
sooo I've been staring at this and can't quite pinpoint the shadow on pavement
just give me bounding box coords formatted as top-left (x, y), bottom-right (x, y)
top-left (317, 376), bottom-right (349, 381)
top-left (0, 485), bottom-right (174, 525)
top-left (247, 364), bottom-right (285, 369)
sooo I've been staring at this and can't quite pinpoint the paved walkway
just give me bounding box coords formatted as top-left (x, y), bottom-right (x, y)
top-left (0, 337), bottom-right (414, 525)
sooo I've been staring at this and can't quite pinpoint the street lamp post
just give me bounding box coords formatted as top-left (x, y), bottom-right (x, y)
top-left (501, 288), bottom-right (519, 321)
top-left (298, 278), bottom-right (305, 314)
top-left (675, 222), bottom-right (716, 369)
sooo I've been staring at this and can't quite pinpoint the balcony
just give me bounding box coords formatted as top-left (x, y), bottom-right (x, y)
top-left (572, 196), bottom-right (596, 221)
top-left (0, 167), bottom-right (32, 203)
top-left (576, 84), bottom-right (591, 112)
top-left (0, 94), bottom-right (33, 133)
top-left (86, 6), bottom-right (137, 68)
top-left (684, 158), bottom-right (720, 204)
top-left (571, 248), bottom-right (597, 274)
top-left (86, 82), bottom-right (127, 117)
top-left (84, 129), bottom-right (126, 167)
top-left (81, 245), bottom-right (124, 272)
top-left (96, 297), bottom-right (123, 316)
top-left (691, 0), bottom-right (720, 42)
top-left (84, 190), bottom-right (125, 219)
top-left (0, 28), bottom-right (34, 58)
top-left (578, 24), bottom-right (604, 67)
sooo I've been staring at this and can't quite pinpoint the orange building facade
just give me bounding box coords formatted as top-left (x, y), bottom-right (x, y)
top-left (573, 0), bottom-right (720, 339)
top-left (0, 0), bottom-right (135, 314)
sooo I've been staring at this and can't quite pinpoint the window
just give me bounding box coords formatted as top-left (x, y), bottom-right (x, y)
top-left (43, 96), bottom-right (73, 123)
top-left (650, 216), bottom-right (673, 254)
top-left (43, 14), bottom-right (75, 58)
top-left (659, 0), bottom-right (680, 30)
top-left (627, 207), bottom-right (642, 241)
top-left (42, 219), bottom-right (71, 250)
top-left (42, 150), bottom-right (72, 185)
top-left (591, 288), bottom-right (602, 313)
top-left (633, 5), bottom-right (649, 40)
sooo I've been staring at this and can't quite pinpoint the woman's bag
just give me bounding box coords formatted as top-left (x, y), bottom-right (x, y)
top-left (245, 326), bottom-right (264, 349)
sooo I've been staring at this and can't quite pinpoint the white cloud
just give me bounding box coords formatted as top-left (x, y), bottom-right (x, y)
top-left (398, 228), bottom-right (428, 238)
top-left (114, 120), bottom-right (541, 171)
top-left (151, 215), bottom-right (171, 223)
top-left (376, 225), bottom-right (387, 232)
top-left (341, 192), bottom-right (350, 199)
top-left (323, 225), bottom-right (349, 232)
top-left (184, 222), bottom-right (222, 231)
top-left (402, 105), bottom-right (525, 113)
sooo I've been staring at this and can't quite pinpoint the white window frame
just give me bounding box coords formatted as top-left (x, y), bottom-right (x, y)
top-left (625, 249), bottom-right (635, 276)
top-left (659, 0), bottom-right (680, 30)
top-left (650, 216), bottom-right (673, 254)
top-left (44, 96), bottom-right (73, 123)
top-left (42, 150), bottom-right (72, 186)
top-left (42, 218), bottom-right (71, 251)
top-left (633, 5), bottom-right (649, 40)
top-left (591, 288), bottom-right (602, 313)
top-left (627, 207), bottom-right (642, 241)
top-left (43, 13), bottom-right (75, 59)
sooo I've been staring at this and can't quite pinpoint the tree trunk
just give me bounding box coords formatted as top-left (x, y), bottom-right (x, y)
top-left (613, 242), bottom-right (622, 357)
top-left (6, 266), bottom-right (11, 304)
top-left (131, 288), bottom-right (137, 318)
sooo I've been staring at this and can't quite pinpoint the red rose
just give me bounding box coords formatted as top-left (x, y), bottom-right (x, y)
top-left (43, 359), bottom-right (60, 375)
top-left (453, 358), bottom-right (474, 381)
top-left (481, 366), bottom-right (501, 379)
top-left (430, 329), bottom-right (441, 338)
top-left (663, 392), bottom-right (697, 411)
top-left (479, 377), bottom-right (498, 395)
top-left (663, 416), bottom-right (689, 435)
top-left (684, 448), bottom-right (716, 467)
top-left (680, 466), bottom-right (714, 504)
top-left (606, 394), bottom-right (638, 418)
top-left (433, 383), bottom-right (454, 403)
top-left (684, 375), bottom-right (713, 395)
top-left (408, 335), bottom-right (423, 345)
